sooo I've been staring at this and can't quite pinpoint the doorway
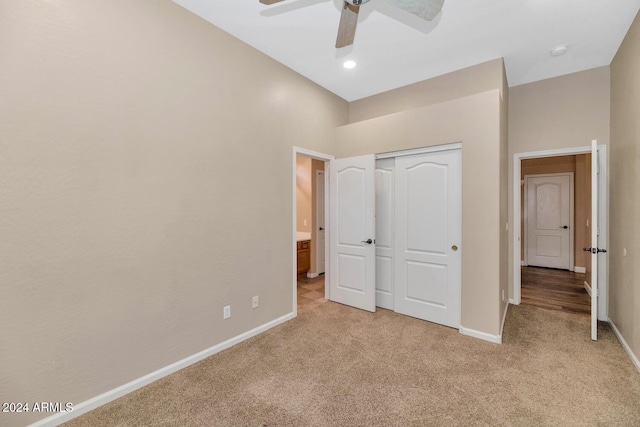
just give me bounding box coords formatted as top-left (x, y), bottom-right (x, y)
top-left (512, 145), bottom-right (608, 323)
top-left (292, 147), bottom-right (333, 315)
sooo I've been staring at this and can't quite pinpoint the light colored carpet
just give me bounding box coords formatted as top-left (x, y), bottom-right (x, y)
top-left (64, 303), bottom-right (640, 426)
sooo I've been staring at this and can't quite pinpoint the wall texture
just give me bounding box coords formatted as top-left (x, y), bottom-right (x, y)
top-left (296, 156), bottom-right (312, 233)
top-left (610, 11), bottom-right (640, 368)
top-left (309, 159), bottom-right (325, 275)
top-left (0, 1), bottom-right (347, 425)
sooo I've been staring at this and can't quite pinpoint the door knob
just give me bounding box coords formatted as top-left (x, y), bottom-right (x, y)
top-left (451, 245), bottom-right (458, 251)
top-left (361, 239), bottom-right (373, 244)
top-left (560, 225), bottom-right (569, 229)
top-left (319, 227), bottom-right (324, 231)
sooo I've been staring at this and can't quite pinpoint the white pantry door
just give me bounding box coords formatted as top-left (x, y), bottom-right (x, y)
top-left (394, 149), bottom-right (462, 328)
top-left (526, 174), bottom-right (572, 270)
top-left (329, 155), bottom-right (376, 312)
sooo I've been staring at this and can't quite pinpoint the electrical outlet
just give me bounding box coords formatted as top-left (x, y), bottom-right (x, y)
top-left (501, 289), bottom-right (505, 302)
top-left (252, 296), bottom-right (259, 309)
top-left (223, 305), bottom-right (231, 319)
top-left (304, 219), bottom-right (307, 226)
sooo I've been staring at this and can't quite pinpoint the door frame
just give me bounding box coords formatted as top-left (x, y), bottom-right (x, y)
top-left (512, 145), bottom-right (608, 320)
top-left (522, 172), bottom-right (574, 270)
top-left (293, 147), bottom-right (334, 316)
top-left (315, 169), bottom-right (325, 276)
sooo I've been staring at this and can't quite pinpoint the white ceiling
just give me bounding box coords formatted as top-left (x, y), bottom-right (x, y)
top-left (172, 0), bottom-right (640, 102)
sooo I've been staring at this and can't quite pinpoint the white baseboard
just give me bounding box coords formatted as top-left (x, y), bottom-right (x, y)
top-left (574, 266), bottom-right (586, 273)
top-left (608, 318), bottom-right (640, 374)
top-left (584, 281), bottom-right (592, 297)
top-left (520, 260), bottom-right (526, 266)
top-left (306, 272), bottom-right (319, 278)
top-left (509, 298), bottom-right (520, 305)
top-left (29, 312), bottom-right (296, 427)
top-left (460, 326), bottom-right (502, 344)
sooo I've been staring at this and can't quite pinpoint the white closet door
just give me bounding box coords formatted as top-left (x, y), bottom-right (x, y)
top-left (375, 158), bottom-right (395, 309)
top-left (394, 149), bottom-right (462, 328)
top-left (329, 155), bottom-right (376, 312)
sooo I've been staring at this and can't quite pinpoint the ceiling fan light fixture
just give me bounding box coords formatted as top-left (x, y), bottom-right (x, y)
top-left (343, 60), bottom-right (357, 69)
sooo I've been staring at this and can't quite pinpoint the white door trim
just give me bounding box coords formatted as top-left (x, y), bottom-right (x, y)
top-left (512, 145), bottom-right (608, 321)
top-left (523, 172), bottom-right (574, 271)
top-left (293, 147), bottom-right (334, 316)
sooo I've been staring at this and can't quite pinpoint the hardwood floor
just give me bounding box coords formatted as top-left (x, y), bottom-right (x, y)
top-left (298, 268), bottom-right (590, 316)
top-left (521, 266), bottom-right (591, 315)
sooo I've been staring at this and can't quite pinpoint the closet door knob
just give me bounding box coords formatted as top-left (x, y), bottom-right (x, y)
top-left (451, 245), bottom-right (458, 251)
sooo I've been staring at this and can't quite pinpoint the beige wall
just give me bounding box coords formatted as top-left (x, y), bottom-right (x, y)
top-left (520, 155), bottom-right (591, 271)
top-left (309, 159), bottom-right (325, 275)
top-left (610, 11), bottom-right (640, 366)
top-left (296, 156), bottom-right (312, 233)
top-left (349, 59), bottom-right (506, 123)
top-left (499, 63), bottom-right (509, 330)
top-left (508, 67), bottom-right (610, 299)
top-left (0, 1), bottom-right (347, 425)
top-left (338, 89), bottom-right (505, 337)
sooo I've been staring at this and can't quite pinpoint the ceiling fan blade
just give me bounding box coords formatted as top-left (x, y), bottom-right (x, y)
top-left (335, 1), bottom-right (360, 48)
top-left (259, 0), bottom-right (286, 5)
top-left (386, 0), bottom-right (444, 21)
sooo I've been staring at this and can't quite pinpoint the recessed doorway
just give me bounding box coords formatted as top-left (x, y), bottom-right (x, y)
top-left (512, 144), bottom-right (608, 340)
top-left (292, 147), bottom-right (333, 315)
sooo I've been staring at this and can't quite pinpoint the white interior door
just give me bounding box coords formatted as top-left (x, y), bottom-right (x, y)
top-left (526, 174), bottom-right (572, 270)
top-left (394, 149), bottom-right (461, 328)
top-left (590, 140), bottom-right (599, 341)
top-left (316, 170), bottom-right (325, 275)
top-left (375, 158), bottom-right (395, 310)
top-left (329, 155), bottom-right (376, 312)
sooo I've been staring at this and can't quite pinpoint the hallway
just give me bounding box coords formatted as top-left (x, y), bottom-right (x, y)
top-left (521, 266), bottom-right (591, 315)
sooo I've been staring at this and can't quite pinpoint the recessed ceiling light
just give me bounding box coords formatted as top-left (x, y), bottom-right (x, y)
top-left (343, 60), bottom-right (356, 69)
top-left (550, 45), bottom-right (568, 57)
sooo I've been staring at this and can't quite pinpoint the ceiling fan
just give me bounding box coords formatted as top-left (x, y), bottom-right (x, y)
top-left (259, 0), bottom-right (445, 48)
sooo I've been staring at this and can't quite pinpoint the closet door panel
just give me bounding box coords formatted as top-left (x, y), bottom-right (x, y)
top-left (375, 158), bottom-right (395, 310)
top-left (394, 149), bottom-right (461, 328)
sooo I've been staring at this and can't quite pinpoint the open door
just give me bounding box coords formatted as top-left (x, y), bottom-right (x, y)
top-left (590, 140), bottom-right (601, 341)
top-left (329, 155), bottom-right (376, 312)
